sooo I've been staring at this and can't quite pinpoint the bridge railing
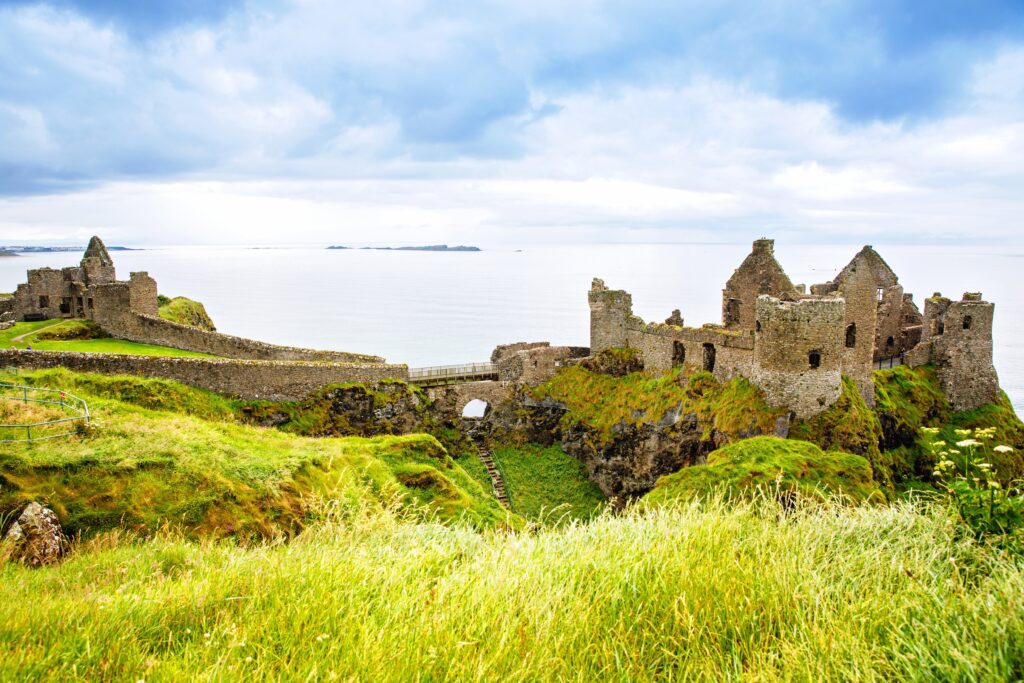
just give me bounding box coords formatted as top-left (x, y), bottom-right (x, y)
top-left (408, 362), bottom-right (498, 382)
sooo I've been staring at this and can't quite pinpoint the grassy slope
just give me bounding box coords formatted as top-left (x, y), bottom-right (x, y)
top-left (646, 436), bottom-right (880, 505)
top-left (2, 500), bottom-right (1022, 680)
top-left (532, 366), bottom-right (786, 446)
top-left (1, 320), bottom-right (215, 357)
top-left (491, 443), bottom-right (606, 522)
top-left (0, 370), bottom-right (510, 538)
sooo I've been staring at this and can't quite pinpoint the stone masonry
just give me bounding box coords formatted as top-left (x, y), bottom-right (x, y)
top-left (589, 239), bottom-right (1000, 417)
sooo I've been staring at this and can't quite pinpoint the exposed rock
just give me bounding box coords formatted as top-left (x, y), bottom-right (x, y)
top-left (577, 347), bottom-right (644, 377)
top-left (4, 502), bottom-right (65, 567)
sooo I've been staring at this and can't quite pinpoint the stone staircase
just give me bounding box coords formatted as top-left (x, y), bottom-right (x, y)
top-left (473, 438), bottom-right (511, 509)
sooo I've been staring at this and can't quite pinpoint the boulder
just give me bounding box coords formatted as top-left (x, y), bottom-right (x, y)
top-left (4, 502), bottom-right (65, 567)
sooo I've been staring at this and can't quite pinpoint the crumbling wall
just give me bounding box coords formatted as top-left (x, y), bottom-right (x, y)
top-left (907, 293), bottom-right (999, 411)
top-left (0, 349), bottom-right (406, 401)
top-left (127, 272), bottom-right (159, 317)
top-left (496, 344), bottom-right (588, 386)
top-left (750, 296), bottom-right (844, 418)
top-left (625, 322), bottom-right (754, 382)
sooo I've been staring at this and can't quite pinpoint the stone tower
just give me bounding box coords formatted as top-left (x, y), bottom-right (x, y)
top-left (751, 295), bottom-right (845, 418)
top-left (722, 239), bottom-right (798, 331)
top-left (589, 278), bottom-right (633, 354)
top-left (81, 235), bottom-right (116, 285)
top-left (908, 292), bottom-right (999, 411)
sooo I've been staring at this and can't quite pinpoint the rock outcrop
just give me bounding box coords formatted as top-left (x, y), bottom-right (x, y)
top-left (4, 502), bottom-right (65, 567)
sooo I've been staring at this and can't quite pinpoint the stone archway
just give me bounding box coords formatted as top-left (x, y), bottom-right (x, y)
top-left (462, 398), bottom-right (490, 419)
top-left (424, 380), bottom-right (512, 422)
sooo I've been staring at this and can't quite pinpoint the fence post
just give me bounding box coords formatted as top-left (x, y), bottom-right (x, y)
top-left (26, 424), bottom-right (31, 441)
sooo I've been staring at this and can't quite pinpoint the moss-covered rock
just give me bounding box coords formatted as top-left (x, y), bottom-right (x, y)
top-left (34, 320), bottom-right (109, 341)
top-left (577, 346), bottom-right (644, 376)
top-left (645, 436), bottom-right (880, 505)
top-left (157, 296), bottom-right (216, 331)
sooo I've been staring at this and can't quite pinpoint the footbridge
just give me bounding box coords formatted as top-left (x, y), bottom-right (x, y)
top-left (408, 362), bottom-right (499, 387)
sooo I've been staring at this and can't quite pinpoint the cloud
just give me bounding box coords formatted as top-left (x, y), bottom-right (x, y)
top-left (0, 2), bottom-right (1021, 243)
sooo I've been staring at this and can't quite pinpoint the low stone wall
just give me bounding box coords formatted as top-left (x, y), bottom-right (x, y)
top-left (98, 308), bottom-right (382, 363)
top-left (0, 349), bottom-right (408, 400)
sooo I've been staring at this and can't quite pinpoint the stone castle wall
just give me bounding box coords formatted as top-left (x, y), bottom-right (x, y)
top-left (750, 296), bottom-right (844, 418)
top-left (625, 321), bottom-right (755, 382)
top-left (0, 349), bottom-right (406, 401)
top-left (92, 283), bottom-right (381, 363)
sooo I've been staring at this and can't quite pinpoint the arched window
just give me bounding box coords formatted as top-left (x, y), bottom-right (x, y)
top-left (886, 336), bottom-right (895, 349)
top-left (845, 323), bottom-right (856, 348)
top-left (808, 351), bottom-right (821, 369)
top-left (963, 315), bottom-right (973, 330)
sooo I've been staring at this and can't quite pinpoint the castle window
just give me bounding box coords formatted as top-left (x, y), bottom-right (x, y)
top-left (724, 298), bottom-right (741, 326)
top-left (755, 321), bottom-right (762, 333)
top-left (886, 336), bottom-right (895, 349)
top-left (936, 321), bottom-right (945, 336)
top-left (702, 343), bottom-right (716, 372)
top-left (87, 298), bottom-right (94, 308)
top-left (877, 288), bottom-right (884, 302)
top-left (963, 315), bottom-right (972, 330)
top-left (672, 341), bottom-right (686, 366)
top-left (808, 351), bottom-right (821, 369)
top-left (38, 295), bottom-right (49, 308)
top-left (845, 323), bottom-right (856, 348)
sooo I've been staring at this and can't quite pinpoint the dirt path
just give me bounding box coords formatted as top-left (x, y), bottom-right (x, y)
top-left (9, 320), bottom-right (65, 346)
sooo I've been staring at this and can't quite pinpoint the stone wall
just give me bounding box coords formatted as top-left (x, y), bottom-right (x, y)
top-left (0, 349), bottom-right (407, 400)
top-left (92, 285), bottom-right (381, 363)
top-left (496, 344), bottom-right (588, 385)
top-left (907, 293), bottom-right (1000, 411)
top-left (625, 321), bottom-right (754, 382)
top-left (750, 296), bottom-right (845, 418)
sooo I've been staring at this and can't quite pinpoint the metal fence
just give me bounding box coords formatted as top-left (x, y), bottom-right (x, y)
top-left (408, 363), bottom-right (498, 383)
top-left (0, 382), bottom-right (90, 443)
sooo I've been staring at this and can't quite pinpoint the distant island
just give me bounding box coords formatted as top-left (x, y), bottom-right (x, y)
top-left (327, 244), bottom-right (481, 252)
top-left (0, 245), bottom-right (137, 253)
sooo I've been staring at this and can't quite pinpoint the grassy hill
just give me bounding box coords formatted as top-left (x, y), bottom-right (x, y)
top-left (0, 370), bottom-right (510, 539)
top-left (158, 295), bottom-right (216, 331)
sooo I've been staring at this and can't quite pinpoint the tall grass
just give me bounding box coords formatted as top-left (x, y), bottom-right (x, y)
top-left (2, 497), bottom-right (1022, 681)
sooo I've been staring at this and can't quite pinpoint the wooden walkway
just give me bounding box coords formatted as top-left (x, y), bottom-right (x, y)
top-left (408, 362), bottom-right (498, 386)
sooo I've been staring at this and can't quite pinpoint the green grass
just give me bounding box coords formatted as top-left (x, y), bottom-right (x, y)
top-left (646, 436), bottom-right (881, 505)
top-left (2, 498), bottom-right (1023, 680)
top-left (491, 443), bottom-right (606, 522)
top-left (1, 320), bottom-right (216, 357)
top-left (0, 370), bottom-right (511, 539)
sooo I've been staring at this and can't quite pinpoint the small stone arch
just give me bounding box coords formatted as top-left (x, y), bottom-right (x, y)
top-left (672, 341), bottom-right (686, 366)
top-left (963, 315), bottom-right (973, 330)
top-left (808, 350), bottom-right (821, 369)
top-left (461, 398), bottom-right (490, 419)
top-left (845, 323), bottom-right (856, 348)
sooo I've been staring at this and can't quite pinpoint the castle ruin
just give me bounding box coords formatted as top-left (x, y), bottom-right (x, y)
top-left (590, 239), bottom-right (999, 417)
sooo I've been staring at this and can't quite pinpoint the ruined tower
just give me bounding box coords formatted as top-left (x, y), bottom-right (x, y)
top-left (589, 278), bottom-right (633, 354)
top-left (722, 239), bottom-right (798, 331)
top-left (907, 292), bottom-right (1000, 411)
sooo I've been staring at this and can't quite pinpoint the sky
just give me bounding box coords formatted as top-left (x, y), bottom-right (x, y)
top-left (0, 0), bottom-right (1022, 246)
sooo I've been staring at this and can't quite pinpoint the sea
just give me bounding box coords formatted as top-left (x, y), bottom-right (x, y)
top-left (2, 242), bottom-right (1021, 415)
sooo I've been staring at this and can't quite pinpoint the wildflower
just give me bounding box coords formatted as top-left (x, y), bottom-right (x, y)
top-left (955, 429), bottom-right (972, 437)
top-left (978, 463), bottom-right (992, 470)
top-left (994, 445), bottom-right (1015, 453)
top-left (931, 440), bottom-right (946, 448)
top-left (921, 427), bottom-right (940, 435)
top-left (948, 449), bottom-right (960, 455)
top-left (989, 481), bottom-right (1001, 489)
top-left (246, 656), bottom-right (253, 663)
top-left (956, 439), bottom-right (981, 448)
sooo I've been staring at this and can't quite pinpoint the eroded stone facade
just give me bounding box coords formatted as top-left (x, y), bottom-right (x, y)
top-left (589, 239), bottom-right (1000, 417)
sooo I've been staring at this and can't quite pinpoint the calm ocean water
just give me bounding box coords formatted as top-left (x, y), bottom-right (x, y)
top-left (2, 243), bottom-right (1021, 414)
